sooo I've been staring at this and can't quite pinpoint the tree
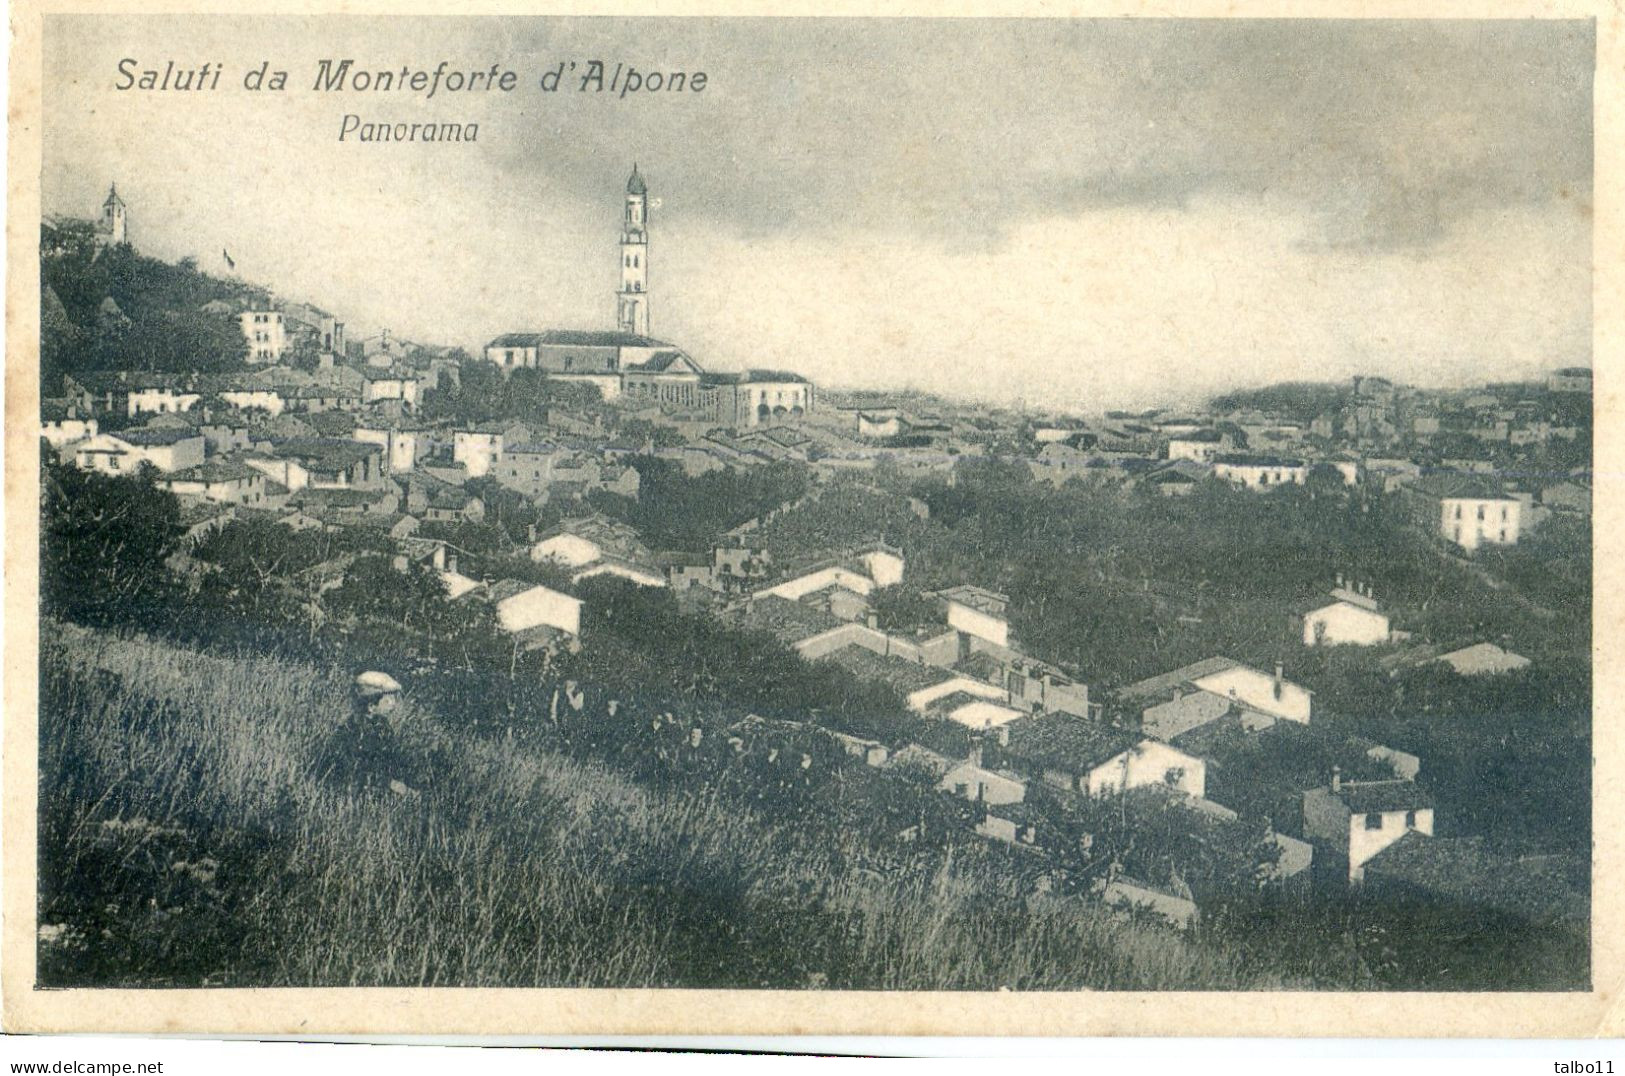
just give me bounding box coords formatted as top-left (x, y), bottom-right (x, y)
top-left (40, 454), bottom-right (180, 624)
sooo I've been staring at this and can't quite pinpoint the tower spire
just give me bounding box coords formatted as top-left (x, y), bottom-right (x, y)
top-left (617, 164), bottom-right (650, 336)
top-left (101, 181), bottom-right (127, 244)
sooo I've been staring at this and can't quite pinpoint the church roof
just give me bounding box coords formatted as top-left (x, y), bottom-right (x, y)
top-left (627, 164), bottom-right (647, 196)
top-left (488, 330), bottom-right (670, 350)
top-left (104, 184), bottom-right (125, 208)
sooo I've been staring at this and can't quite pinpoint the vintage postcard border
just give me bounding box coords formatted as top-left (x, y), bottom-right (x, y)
top-left (4, 0), bottom-right (1621, 1039)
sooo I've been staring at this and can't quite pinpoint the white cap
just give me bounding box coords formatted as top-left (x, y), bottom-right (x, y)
top-left (354, 670), bottom-right (402, 696)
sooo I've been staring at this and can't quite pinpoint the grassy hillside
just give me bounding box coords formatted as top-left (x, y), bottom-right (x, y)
top-left (39, 621), bottom-right (1318, 990)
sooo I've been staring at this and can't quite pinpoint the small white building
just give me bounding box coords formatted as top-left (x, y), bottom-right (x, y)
top-left (1303, 586), bottom-right (1391, 647)
top-left (218, 386), bottom-right (286, 415)
top-left (1004, 714), bottom-right (1206, 799)
top-left (154, 460), bottom-right (267, 506)
top-left (360, 368), bottom-right (423, 409)
top-left (485, 579), bottom-right (584, 637)
top-left (1303, 774), bottom-right (1435, 883)
top-left (938, 750), bottom-right (1027, 806)
top-left (1189, 661), bottom-right (1311, 724)
top-left (1213, 453), bottom-right (1307, 491)
top-left (453, 423), bottom-right (527, 479)
top-left (352, 423), bottom-right (428, 475)
top-left (41, 406), bottom-right (96, 449)
top-left (932, 584), bottom-right (1010, 648)
top-left (1435, 642), bottom-right (1531, 676)
top-left (1404, 474), bottom-right (1523, 553)
top-left (72, 429), bottom-right (206, 475)
top-left (1166, 430), bottom-right (1225, 463)
top-left (127, 380), bottom-right (201, 418)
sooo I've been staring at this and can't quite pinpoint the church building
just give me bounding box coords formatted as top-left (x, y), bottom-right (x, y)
top-left (483, 165), bottom-right (813, 426)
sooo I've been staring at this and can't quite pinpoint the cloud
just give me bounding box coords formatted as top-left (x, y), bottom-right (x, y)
top-left (40, 16), bottom-right (1593, 402)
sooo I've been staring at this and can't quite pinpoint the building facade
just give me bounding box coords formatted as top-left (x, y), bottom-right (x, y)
top-left (240, 310), bottom-right (287, 364)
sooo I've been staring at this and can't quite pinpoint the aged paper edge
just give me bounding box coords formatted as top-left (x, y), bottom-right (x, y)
top-left (4, 0), bottom-right (1621, 1040)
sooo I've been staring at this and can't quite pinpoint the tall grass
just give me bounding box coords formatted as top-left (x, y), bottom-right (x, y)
top-left (39, 621), bottom-right (1318, 989)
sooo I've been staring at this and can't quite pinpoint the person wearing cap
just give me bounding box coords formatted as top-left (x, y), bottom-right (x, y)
top-left (325, 670), bottom-right (419, 797)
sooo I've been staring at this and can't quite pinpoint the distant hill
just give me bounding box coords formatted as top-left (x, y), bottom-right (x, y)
top-left (1209, 381), bottom-right (1348, 423)
top-left (40, 218), bottom-right (255, 393)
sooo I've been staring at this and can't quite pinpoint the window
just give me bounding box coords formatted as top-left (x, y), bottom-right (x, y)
top-left (1364, 812), bottom-right (1383, 830)
top-left (1501, 506), bottom-right (1509, 521)
top-left (1405, 810), bottom-right (1417, 828)
top-left (1454, 505), bottom-right (1463, 519)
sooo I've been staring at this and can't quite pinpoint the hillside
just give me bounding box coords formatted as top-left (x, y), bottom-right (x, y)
top-left (39, 621), bottom-right (1314, 990)
top-left (40, 220), bottom-right (259, 393)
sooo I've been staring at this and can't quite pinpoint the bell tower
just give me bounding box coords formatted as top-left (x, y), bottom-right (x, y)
top-left (617, 164), bottom-right (650, 337)
top-left (101, 183), bottom-right (127, 245)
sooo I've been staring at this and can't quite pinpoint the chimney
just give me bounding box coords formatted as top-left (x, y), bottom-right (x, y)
top-left (1273, 662), bottom-right (1285, 700)
top-left (1331, 765), bottom-right (1342, 793)
top-left (1336, 571), bottom-right (1344, 588)
top-left (865, 610), bottom-right (879, 630)
top-left (969, 742), bottom-right (984, 769)
top-left (997, 724), bottom-right (1010, 747)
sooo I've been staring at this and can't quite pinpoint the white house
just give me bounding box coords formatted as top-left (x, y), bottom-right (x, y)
top-left (360, 368), bottom-right (423, 409)
top-left (1303, 773), bottom-right (1435, 882)
top-left (1213, 453), bottom-right (1307, 491)
top-left (240, 310), bottom-right (287, 364)
top-left (1082, 739), bottom-right (1206, 799)
top-left (756, 564), bottom-right (877, 603)
top-left (154, 460), bottom-right (267, 506)
top-left (352, 423), bottom-right (428, 475)
top-left (127, 381), bottom-right (201, 418)
top-left (41, 407), bottom-right (96, 448)
top-left (571, 559), bottom-right (669, 589)
top-left (1303, 586), bottom-right (1391, 647)
top-left (1166, 430), bottom-right (1225, 463)
top-left (218, 386), bottom-right (286, 415)
top-left (485, 579), bottom-right (584, 637)
top-left (932, 584), bottom-right (1010, 648)
top-left (937, 749), bottom-right (1027, 806)
top-left (453, 423), bottom-right (528, 479)
top-left (72, 429), bottom-right (206, 475)
top-left (1404, 474), bottom-right (1523, 552)
top-left (1003, 714), bottom-right (1206, 799)
top-left (1190, 661), bottom-right (1312, 724)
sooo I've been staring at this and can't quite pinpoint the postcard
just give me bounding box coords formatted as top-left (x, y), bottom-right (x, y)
top-left (5, 1), bottom-right (1619, 1039)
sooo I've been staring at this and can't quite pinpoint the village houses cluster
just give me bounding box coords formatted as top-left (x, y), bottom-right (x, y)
top-left (41, 172), bottom-right (1590, 931)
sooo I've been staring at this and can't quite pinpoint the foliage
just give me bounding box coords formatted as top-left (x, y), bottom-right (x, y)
top-left (417, 361), bottom-right (604, 426)
top-left (868, 584), bottom-right (939, 632)
top-left (40, 454), bottom-right (181, 625)
top-left (39, 623), bottom-right (1320, 990)
top-left (1209, 382), bottom-right (1348, 422)
top-left (40, 235), bottom-right (249, 388)
top-left (590, 455), bottom-right (810, 552)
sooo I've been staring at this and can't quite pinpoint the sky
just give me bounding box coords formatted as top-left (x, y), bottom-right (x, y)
top-left (43, 17), bottom-right (1594, 411)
